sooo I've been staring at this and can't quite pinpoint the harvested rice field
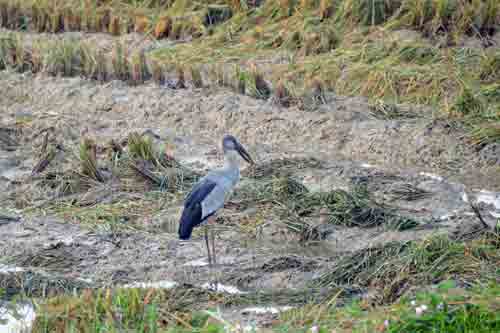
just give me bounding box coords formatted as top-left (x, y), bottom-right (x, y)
top-left (0, 1), bottom-right (499, 332)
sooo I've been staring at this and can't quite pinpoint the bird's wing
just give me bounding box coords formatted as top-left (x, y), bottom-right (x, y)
top-left (184, 177), bottom-right (217, 209)
top-left (179, 178), bottom-right (217, 240)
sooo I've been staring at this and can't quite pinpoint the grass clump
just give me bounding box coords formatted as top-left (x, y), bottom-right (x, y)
top-left (279, 280), bottom-right (500, 332)
top-left (79, 137), bottom-right (104, 183)
top-left (33, 288), bottom-right (179, 332)
top-left (314, 233), bottom-right (500, 303)
top-left (30, 277), bottom-right (500, 332)
top-left (452, 83), bottom-right (485, 116)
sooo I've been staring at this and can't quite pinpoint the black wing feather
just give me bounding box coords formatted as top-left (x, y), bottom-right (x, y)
top-left (178, 179), bottom-right (217, 240)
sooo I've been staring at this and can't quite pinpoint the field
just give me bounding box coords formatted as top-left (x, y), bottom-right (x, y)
top-left (0, 0), bottom-right (499, 332)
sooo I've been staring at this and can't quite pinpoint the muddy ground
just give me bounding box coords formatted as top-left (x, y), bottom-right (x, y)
top-left (0, 30), bottom-right (499, 328)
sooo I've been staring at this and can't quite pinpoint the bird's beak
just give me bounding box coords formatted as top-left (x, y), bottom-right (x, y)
top-left (236, 142), bottom-right (254, 165)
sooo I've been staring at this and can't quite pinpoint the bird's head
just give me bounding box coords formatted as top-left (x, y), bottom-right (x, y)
top-left (222, 135), bottom-right (254, 165)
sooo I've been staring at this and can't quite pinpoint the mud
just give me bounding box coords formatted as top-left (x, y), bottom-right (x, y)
top-left (0, 31), bottom-right (499, 328)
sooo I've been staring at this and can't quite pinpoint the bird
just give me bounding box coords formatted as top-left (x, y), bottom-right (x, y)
top-left (178, 134), bottom-right (254, 268)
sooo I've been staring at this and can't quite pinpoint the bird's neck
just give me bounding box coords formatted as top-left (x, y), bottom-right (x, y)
top-left (223, 150), bottom-right (240, 170)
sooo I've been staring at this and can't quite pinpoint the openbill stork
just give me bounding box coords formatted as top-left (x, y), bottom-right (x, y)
top-left (178, 135), bottom-right (254, 267)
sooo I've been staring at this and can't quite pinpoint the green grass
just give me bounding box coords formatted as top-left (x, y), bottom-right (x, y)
top-left (277, 280), bottom-right (500, 333)
top-left (31, 278), bottom-right (500, 332)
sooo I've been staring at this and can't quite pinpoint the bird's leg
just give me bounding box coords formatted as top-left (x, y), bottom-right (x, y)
top-left (206, 216), bottom-right (218, 290)
top-left (206, 216), bottom-right (217, 266)
top-left (204, 225), bottom-right (212, 266)
top-left (211, 226), bottom-right (217, 266)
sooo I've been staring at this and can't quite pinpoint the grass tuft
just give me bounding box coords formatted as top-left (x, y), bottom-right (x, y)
top-left (314, 233), bottom-right (500, 303)
top-left (79, 137), bottom-right (104, 183)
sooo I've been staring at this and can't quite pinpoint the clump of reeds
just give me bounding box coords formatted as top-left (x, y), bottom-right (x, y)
top-left (129, 50), bottom-right (149, 85)
top-left (97, 8), bottom-right (111, 33)
top-left (272, 79), bottom-right (292, 107)
top-left (270, 176), bottom-right (309, 201)
top-left (390, 0), bottom-right (500, 37)
top-left (0, 2), bottom-right (8, 28)
top-left (235, 66), bottom-right (247, 95)
top-left (479, 51), bottom-right (500, 83)
top-left (63, 8), bottom-right (82, 32)
top-left (95, 50), bottom-right (108, 82)
top-left (188, 64), bottom-right (203, 88)
top-left (154, 15), bottom-right (171, 39)
top-left (470, 124), bottom-right (500, 146)
top-left (204, 4), bottom-right (232, 27)
top-left (44, 39), bottom-right (84, 77)
top-left (175, 64), bottom-right (186, 89)
top-left (314, 233), bottom-right (500, 303)
top-left (150, 60), bottom-right (165, 85)
top-left (134, 13), bottom-right (149, 33)
top-left (453, 84), bottom-right (484, 116)
top-left (304, 77), bottom-right (327, 106)
top-left (49, 9), bottom-right (64, 33)
top-left (108, 14), bottom-right (121, 35)
top-left (247, 64), bottom-right (271, 99)
top-left (112, 41), bottom-right (129, 81)
top-left (319, 0), bottom-right (333, 19)
top-left (0, 34), bottom-right (15, 69)
top-left (127, 132), bottom-right (157, 165)
top-left (171, 20), bottom-right (184, 39)
top-left (369, 100), bottom-right (405, 120)
top-left (79, 137), bottom-right (104, 182)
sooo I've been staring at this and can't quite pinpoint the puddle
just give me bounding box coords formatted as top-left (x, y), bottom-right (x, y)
top-left (463, 189), bottom-right (500, 219)
top-left (0, 302), bottom-right (36, 333)
top-left (183, 259), bottom-right (209, 267)
top-left (122, 279), bottom-right (245, 295)
top-left (419, 172), bottom-right (444, 182)
top-left (201, 283), bottom-right (247, 295)
top-left (360, 163), bottom-right (375, 168)
top-left (240, 306), bottom-right (294, 315)
top-left (475, 190), bottom-right (500, 210)
top-left (0, 265), bottom-right (24, 273)
top-left (122, 280), bottom-right (178, 289)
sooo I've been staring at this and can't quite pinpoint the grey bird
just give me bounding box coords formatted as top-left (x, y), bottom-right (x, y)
top-left (178, 135), bottom-right (254, 266)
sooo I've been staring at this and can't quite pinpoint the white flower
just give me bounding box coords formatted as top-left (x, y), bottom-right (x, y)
top-left (384, 319), bottom-right (390, 327)
top-left (310, 325), bottom-right (319, 333)
top-left (415, 306), bottom-right (424, 316)
top-left (410, 300), bottom-right (416, 306)
top-left (421, 304), bottom-right (428, 311)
